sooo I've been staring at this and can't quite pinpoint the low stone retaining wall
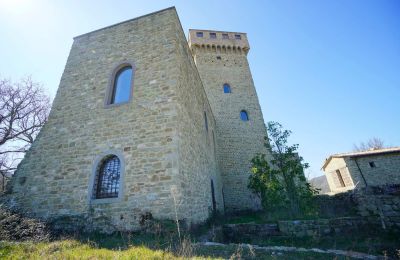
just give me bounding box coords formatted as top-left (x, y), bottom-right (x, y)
top-left (221, 216), bottom-right (398, 240)
top-left (278, 217), bottom-right (382, 237)
top-left (222, 223), bottom-right (279, 242)
top-left (356, 194), bottom-right (400, 228)
top-left (315, 186), bottom-right (400, 229)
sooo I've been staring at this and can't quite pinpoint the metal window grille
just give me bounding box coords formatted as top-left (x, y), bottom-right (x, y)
top-left (94, 155), bottom-right (121, 199)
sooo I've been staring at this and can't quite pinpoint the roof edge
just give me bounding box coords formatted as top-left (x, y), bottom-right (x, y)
top-left (322, 147), bottom-right (400, 170)
top-left (189, 29), bottom-right (247, 35)
top-left (73, 6), bottom-right (176, 40)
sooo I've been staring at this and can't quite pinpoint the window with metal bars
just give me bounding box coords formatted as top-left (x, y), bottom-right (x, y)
top-left (93, 155), bottom-right (121, 199)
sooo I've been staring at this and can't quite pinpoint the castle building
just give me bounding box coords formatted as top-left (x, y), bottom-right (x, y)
top-left (7, 7), bottom-right (269, 230)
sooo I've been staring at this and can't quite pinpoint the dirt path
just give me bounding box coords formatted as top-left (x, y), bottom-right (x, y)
top-left (197, 241), bottom-right (384, 259)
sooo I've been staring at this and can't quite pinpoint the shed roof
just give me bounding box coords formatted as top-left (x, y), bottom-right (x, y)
top-left (322, 146), bottom-right (400, 170)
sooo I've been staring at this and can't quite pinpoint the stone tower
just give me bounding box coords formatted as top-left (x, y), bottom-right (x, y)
top-left (188, 30), bottom-right (269, 211)
top-left (7, 8), bottom-right (224, 230)
top-left (6, 8), bottom-right (269, 231)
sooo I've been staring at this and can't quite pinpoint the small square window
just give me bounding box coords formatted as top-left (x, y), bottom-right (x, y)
top-left (216, 56), bottom-right (221, 60)
top-left (369, 161), bottom-right (376, 168)
top-left (210, 32), bottom-right (216, 39)
top-left (222, 33), bottom-right (229, 39)
top-left (235, 34), bottom-right (241, 40)
top-left (196, 32), bottom-right (203, 37)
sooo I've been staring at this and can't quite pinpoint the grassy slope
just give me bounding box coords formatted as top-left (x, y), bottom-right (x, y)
top-left (0, 239), bottom-right (348, 260)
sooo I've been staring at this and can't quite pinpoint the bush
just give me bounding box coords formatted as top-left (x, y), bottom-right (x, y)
top-left (0, 205), bottom-right (49, 241)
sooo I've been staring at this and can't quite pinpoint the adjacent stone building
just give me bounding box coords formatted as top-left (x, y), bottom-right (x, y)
top-left (322, 147), bottom-right (400, 194)
top-left (6, 7), bottom-right (269, 230)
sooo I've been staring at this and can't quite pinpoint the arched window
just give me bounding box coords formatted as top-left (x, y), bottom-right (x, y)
top-left (106, 64), bottom-right (134, 105)
top-left (223, 84), bottom-right (231, 93)
top-left (93, 155), bottom-right (121, 199)
top-left (240, 110), bottom-right (249, 121)
top-left (111, 66), bottom-right (132, 104)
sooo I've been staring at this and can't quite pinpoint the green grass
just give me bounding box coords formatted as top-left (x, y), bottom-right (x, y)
top-left (0, 240), bottom-right (351, 260)
top-left (0, 240), bottom-right (184, 259)
top-left (1, 209), bottom-right (398, 259)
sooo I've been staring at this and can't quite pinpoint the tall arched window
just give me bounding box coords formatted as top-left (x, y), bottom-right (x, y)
top-left (240, 110), bottom-right (249, 121)
top-left (111, 66), bottom-right (133, 104)
top-left (105, 63), bottom-right (134, 106)
top-left (93, 155), bottom-right (121, 199)
top-left (223, 83), bottom-right (231, 93)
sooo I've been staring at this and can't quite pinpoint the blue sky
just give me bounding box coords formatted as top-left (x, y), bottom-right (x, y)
top-left (0, 0), bottom-right (399, 178)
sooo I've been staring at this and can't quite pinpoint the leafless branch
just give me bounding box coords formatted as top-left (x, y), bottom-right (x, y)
top-left (0, 77), bottom-right (51, 182)
top-left (353, 137), bottom-right (385, 152)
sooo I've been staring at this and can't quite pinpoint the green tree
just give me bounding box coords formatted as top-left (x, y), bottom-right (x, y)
top-left (248, 121), bottom-right (318, 217)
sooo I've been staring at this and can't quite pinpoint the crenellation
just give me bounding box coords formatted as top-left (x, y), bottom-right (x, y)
top-left (188, 29), bottom-right (250, 53)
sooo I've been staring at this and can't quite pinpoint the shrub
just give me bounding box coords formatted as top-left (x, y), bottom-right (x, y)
top-left (0, 205), bottom-right (49, 241)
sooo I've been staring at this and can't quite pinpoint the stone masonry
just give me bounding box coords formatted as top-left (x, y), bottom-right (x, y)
top-left (188, 30), bottom-right (270, 211)
top-left (323, 147), bottom-right (400, 194)
top-left (6, 7), bottom-right (269, 230)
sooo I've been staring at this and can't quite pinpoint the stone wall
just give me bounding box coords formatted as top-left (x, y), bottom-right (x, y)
top-left (345, 153), bottom-right (400, 188)
top-left (324, 157), bottom-right (355, 193)
top-left (6, 7), bottom-right (220, 231)
top-left (354, 186), bottom-right (400, 229)
top-left (315, 186), bottom-right (400, 229)
top-left (314, 192), bottom-right (358, 218)
top-left (170, 12), bottom-right (224, 222)
top-left (188, 30), bottom-right (270, 212)
top-left (278, 217), bottom-right (383, 237)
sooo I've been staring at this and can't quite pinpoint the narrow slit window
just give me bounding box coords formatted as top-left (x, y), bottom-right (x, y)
top-left (369, 161), bottom-right (376, 168)
top-left (204, 112), bottom-right (208, 132)
top-left (335, 169), bottom-right (346, 188)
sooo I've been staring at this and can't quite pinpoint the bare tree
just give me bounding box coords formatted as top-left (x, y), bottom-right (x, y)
top-left (0, 77), bottom-right (51, 190)
top-left (353, 137), bottom-right (385, 152)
